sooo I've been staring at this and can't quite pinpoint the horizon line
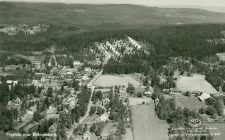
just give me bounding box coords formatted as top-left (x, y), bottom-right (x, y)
top-left (0, 0), bottom-right (225, 7)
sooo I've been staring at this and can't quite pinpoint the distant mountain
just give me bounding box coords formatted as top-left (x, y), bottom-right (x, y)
top-left (155, 5), bottom-right (225, 13)
top-left (0, 2), bottom-right (225, 27)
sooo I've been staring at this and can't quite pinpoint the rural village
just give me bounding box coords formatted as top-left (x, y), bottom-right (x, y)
top-left (1, 2), bottom-right (225, 140)
top-left (1, 34), bottom-right (225, 140)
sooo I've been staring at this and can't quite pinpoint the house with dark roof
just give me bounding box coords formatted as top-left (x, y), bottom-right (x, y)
top-left (49, 123), bottom-right (57, 134)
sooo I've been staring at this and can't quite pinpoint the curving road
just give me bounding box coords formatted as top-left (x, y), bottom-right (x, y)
top-left (66, 70), bottom-right (102, 140)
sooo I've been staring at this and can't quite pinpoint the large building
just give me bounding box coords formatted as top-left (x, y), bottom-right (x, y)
top-left (169, 88), bottom-right (182, 95)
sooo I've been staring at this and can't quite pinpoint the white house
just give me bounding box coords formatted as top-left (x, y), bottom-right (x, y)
top-left (73, 61), bottom-right (81, 67)
top-left (99, 114), bottom-right (108, 122)
top-left (6, 80), bottom-right (18, 86)
top-left (82, 75), bottom-right (90, 81)
top-left (84, 67), bottom-right (92, 72)
top-left (198, 93), bottom-right (211, 102)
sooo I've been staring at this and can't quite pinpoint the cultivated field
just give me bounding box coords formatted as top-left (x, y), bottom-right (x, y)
top-left (176, 74), bottom-right (217, 93)
top-left (130, 105), bottom-right (169, 140)
top-left (123, 128), bottom-right (134, 140)
top-left (93, 75), bottom-right (141, 87)
top-left (204, 123), bottom-right (225, 140)
top-left (175, 97), bottom-right (207, 110)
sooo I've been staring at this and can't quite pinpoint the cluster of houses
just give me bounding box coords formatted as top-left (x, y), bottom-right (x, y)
top-left (106, 41), bottom-right (121, 57)
top-left (165, 87), bottom-right (217, 102)
top-left (128, 36), bottom-right (142, 49)
top-left (206, 38), bottom-right (225, 44)
top-left (95, 37), bottom-right (144, 64)
top-left (96, 43), bottom-right (112, 63)
top-left (0, 24), bottom-right (49, 35)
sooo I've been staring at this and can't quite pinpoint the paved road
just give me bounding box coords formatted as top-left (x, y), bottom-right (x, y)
top-left (66, 70), bottom-right (102, 140)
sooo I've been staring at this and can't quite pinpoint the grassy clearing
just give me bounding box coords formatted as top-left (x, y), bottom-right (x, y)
top-left (176, 74), bottom-right (217, 93)
top-left (128, 97), bottom-right (152, 105)
top-left (176, 97), bottom-right (207, 110)
top-left (130, 104), bottom-right (169, 140)
top-left (93, 75), bottom-right (141, 87)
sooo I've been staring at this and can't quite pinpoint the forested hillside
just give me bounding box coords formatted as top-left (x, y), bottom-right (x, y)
top-left (1, 2), bottom-right (225, 26)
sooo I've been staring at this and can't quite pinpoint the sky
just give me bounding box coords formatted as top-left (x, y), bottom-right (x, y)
top-left (1, 0), bottom-right (225, 7)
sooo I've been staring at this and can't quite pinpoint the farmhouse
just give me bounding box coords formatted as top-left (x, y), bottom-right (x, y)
top-left (144, 87), bottom-right (154, 97)
top-left (49, 123), bottom-right (57, 134)
top-left (169, 88), bottom-right (182, 95)
top-left (14, 97), bottom-right (22, 105)
top-left (198, 93), bottom-right (211, 102)
top-left (68, 93), bottom-right (76, 101)
top-left (26, 106), bottom-right (36, 115)
top-left (119, 87), bottom-right (127, 98)
top-left (102, 98), bottom-right (110, 106)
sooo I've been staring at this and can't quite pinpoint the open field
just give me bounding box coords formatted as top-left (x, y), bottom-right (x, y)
top-left (122, 128), bottom-right (134, 140)
top-left (12, 54), bottom-right (44, 62)
top-left (204, 123), bottom-right (225, 140)
top-left (93, 75), bottom-right (141, 87)
top-left (128, 97), bottom-right (153, 105)
top-left (130, 105), bottom-right (169, 140)
top-left (176, 97), bottom-right (207, 110)
top-left (176, 74), bottom-right (217, 93)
